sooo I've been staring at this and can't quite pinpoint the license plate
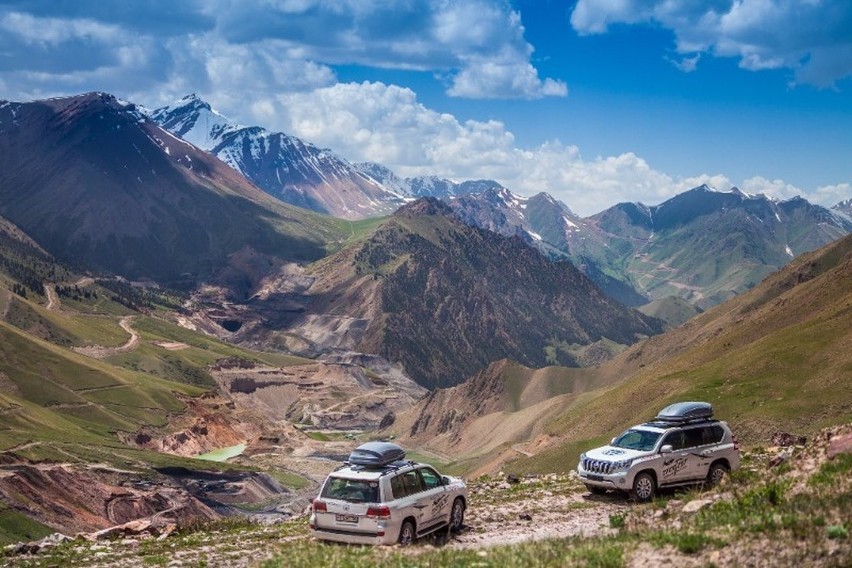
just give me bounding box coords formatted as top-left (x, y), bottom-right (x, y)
top-left (335, 514), bottom-right (358, 523)
top-left (586, 474), bottom-right (603, 482)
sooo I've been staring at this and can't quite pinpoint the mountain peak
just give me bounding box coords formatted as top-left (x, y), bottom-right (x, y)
top-left (396, 197), bottom-right (455, 218)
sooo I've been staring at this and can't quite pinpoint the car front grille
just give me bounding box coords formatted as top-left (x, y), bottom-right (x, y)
top-left (582, 458), bottom-right (613, 474)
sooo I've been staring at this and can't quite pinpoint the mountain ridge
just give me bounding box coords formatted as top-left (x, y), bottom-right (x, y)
top-left (0, 92), bottom-right (343, 284)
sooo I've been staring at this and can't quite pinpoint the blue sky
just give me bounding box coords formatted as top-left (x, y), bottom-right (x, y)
top-left (0, 0), bottom-right (849, 215)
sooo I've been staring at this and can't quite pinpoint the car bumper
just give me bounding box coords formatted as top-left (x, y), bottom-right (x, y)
top-left (310, 525), bottom-right (397, 546)
top-left (577, 467), bottom-right (632, 491)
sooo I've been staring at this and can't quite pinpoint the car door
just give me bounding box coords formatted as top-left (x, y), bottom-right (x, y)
top-left (658, 430), bottom-right (692, 485)
top-left (680, 426), bottom-right (713, 480)
top-left (417, 466), bottom-right (451, 529)
top-left (689, 425), bottom-right (725, 478)
top-left (398, 469), bottom-right (429, 530)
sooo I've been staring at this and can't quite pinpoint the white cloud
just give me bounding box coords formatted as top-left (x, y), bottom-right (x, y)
top-left (266, 81), bottom-right (850, 215)
top-left (0, 1), bottom-right (564, 101)
top-left (207, 0), bottom-right (566, 100)
top-left (261, 81), bottom-right (719, 214)
top-left (0, 11), bottom-right (120, 44)
top-left (570, 0), bottom-right (852, 87)
top-left (668, 53), bottom-right (701, 73)
top-left (813, 183), bottom-right (852, 207)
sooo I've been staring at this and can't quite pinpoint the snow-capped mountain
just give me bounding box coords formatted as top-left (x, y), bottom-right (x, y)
top-left (581, 185), bottom-right (852, 308)
top-left (0, 92), bottom-right (334, 282)
top-left (354, 161), bottom-right (505, 200)
top-left (442, 184), bottom-right (852, 309)
top-left (444, 187), bottom-right (646, 305)
top-left (833, 197), bottom-right (852, 219)
top-left (150, 95), bottom-right (406, 219)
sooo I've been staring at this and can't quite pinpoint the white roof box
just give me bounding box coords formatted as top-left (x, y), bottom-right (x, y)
top-left (655, 401), bottom-right (714, 423)
top-left (348, 441), bottom-right (406, 467)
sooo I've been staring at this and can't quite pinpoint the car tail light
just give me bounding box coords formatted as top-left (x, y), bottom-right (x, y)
top-left (313, 499), bottom-right (327, 512)
top-left (366, 505), bottom-right (391, 519)
top-left (732, 433), bottom-right (740, 451)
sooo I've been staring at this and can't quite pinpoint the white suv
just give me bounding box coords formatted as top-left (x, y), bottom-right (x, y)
top-left (310, 442), bottom-right (467, 545)
top-left (578, 402), bottom-right (740, 501)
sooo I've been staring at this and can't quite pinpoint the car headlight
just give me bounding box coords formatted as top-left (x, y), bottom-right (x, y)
top-left (610, 459), bottom-right (633, 473)
top-left (578, 453), bottom-right (587, 465)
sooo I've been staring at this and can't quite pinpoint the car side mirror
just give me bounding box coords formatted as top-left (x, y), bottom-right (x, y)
top-left (442, 476), bottom-right (451, 486)
top-left (660, 444), bottom-right (673, 454)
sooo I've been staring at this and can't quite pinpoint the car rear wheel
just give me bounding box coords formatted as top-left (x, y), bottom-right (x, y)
top-left (450, 498), bottom-right (465, 533)
top-left (398, 520), bottom-right (416, 546)
top-left (705, 462), bottom-right (729, 488)
top-left (632, 472), bottom-right (656, 502)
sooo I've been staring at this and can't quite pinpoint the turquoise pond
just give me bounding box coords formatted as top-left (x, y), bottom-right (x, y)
top-left (196, 443), bottom-right (247, 462)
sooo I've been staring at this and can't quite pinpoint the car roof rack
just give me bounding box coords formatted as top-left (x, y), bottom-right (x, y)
top-left (653, 401), bottom-right (715, 425)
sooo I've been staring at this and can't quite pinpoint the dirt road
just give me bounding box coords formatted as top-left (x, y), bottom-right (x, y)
top-left (72, 316), bottom-right (141, 359)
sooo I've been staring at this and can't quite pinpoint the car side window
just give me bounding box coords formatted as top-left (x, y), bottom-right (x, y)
top-left (683, 427), bottom-right (705, 448)
top-left (703, 425), bottom-right (724, 445)
top-left (661, 430), bottom-right (685, 450)
top-left (401, 470), bottom-right (424, 495)
top-left (419, 467), bottom-right (442, 490)
top-left (390, 474), bottom-right (406, 500)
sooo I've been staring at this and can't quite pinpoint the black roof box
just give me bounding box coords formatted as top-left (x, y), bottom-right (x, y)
top-left (348, 441), bottom-right (406, 467)
top-left (655, 401), bottom-right (714, 424)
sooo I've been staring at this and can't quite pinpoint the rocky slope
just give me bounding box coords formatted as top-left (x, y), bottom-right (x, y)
top-left (6, 426), bottom-right (849, 567)
top-left (445, 185), bottom-right (852, 309)
top-left (267, 198), bottom-right (663, 389)
top-left (0, 93), bottom-right (341, 283)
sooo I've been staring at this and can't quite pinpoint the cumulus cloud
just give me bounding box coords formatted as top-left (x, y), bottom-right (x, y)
top-left (570, 0), bottom-right (852, 87)
top-left (0, 1), bottom-right (564, 101)
top-left (267, 80), bottom-right (847, 215)
top-left (264, 81), bottom-right (720, 215)
top-left (215, 0), bottom-right (567, 99)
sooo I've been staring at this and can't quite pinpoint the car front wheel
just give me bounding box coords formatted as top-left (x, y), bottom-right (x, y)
top-left (398, 520), bottom-right (416, 546)
top-left (632, 472), bottom-right (656, 502)
top-left (450, 498), bottom-right (465, 533)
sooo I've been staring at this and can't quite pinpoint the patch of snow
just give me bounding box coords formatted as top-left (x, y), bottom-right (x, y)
top-left (527, 230), bottom-right (543, 241)
top-left (785, 245), bottom-right (794, 257)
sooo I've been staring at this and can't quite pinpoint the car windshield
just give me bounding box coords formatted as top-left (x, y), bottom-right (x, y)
top-left (321, 477), bottom-right (380, 503)
top-left (611, 429), bottom-right (662, 451)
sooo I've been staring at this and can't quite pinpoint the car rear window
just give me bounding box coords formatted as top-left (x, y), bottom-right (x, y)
top-left (321, 477), bottom-right (379, 503)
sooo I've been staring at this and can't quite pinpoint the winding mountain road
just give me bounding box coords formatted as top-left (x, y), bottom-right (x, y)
top-left (72, 316), bottom-right (141, 359)
top-left (44, 283), bottom-right (59, 311)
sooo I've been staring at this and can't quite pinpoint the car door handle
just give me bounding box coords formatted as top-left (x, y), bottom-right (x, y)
top-left (413, 503), bottom-right (427, 509)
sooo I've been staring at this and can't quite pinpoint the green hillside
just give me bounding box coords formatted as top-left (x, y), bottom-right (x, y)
top-left (0, 320), bottom-right (203, 450)
top-left (509, 234), bottom-right (852, 474)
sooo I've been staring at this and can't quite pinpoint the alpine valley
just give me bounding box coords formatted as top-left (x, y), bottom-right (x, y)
top-left (0, 91), bottom-right (850, 566)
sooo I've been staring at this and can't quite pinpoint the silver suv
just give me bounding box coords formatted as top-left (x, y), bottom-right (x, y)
top-left (577, 402), bottom-right (740, 501)
top-left (310, 442), bottom-right (467, 545)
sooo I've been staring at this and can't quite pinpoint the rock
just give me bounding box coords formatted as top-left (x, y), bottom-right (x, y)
top-left (827, 432), bottom-right (852, 459)
top-left (519, 513), bottom-right (533, 521)
top-left (35, 533), bottom-right (72, 550)
top-left (682, 499), bottom-right (713, 514)
top-left (769, 448), bottom-right (793, 468)
top-left (91, 519), bottom-right (153, 541)
top-left (506, 474), bottom-right (520, 484)
top-left (771, 431), bottom-right (807, 447)
top-left (497, 482), bottom-right (511, 490)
